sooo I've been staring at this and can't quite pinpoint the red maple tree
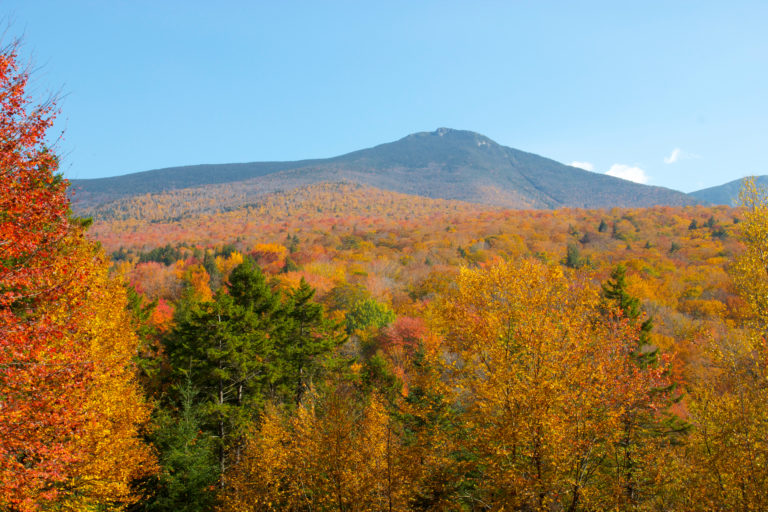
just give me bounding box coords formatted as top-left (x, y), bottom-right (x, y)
top-left (0, 41), bottom-right (90, 510)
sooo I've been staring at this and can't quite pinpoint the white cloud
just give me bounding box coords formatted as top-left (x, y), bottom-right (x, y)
top-left (664, 148), bottom-right (681, 164)
top-left (605, 164), bottom-right (649, 184)
top-left (570, 161), bottom-right (594, 171)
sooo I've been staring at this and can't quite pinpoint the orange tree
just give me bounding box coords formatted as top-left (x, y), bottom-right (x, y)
top-left (0, 41), bottom-right (89, 509)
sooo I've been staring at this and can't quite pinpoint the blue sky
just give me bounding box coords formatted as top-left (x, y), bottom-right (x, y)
top-left (5, 1), bottom-right (767, 192)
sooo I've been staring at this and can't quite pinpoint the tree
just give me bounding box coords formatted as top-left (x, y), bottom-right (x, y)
top-left (731, 177), bottom-right (768, 332)
top-left (53, 248), bottom-right (157, 509)
top-left (345, 297), bottom-right (396, 335)
top-left (222, 384), bottom-right (418, 511)
top-left (277, 278), bottom-right (346, 405)
top-left (0, 227), bottom-right (91, 511)
top-left (602, 264), bottom-right (656, 367)
top-left (0, 42), bottom-right (91, 510)
top-left (432, 259), bottom-right (674, 510)
top-left (600, 264), bottom-right (684, 508)
top-left (564, 242), bottom-right (585, 269)
top-left (163, 258), bottom-right (284, 479)
top-left (0, 41), bottom-right (156, 510)
top-left (679, 177), bottom-right (768, 509)
top-left (143, 382), bottom-right (219, 512)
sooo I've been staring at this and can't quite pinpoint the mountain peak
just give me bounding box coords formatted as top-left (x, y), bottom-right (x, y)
top-left (403, 127), bottom-right (498, 147)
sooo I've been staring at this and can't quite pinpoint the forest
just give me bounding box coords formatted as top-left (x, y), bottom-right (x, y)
top-left (4, 43), bottom-right (768, 512)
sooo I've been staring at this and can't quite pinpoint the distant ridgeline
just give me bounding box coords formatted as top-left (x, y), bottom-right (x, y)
top-left (690, 175), bottom-right (768, 206)
top-left (70, 128), bottom-right (704, 220)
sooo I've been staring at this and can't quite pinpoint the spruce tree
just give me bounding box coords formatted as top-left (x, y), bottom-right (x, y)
top-left (278, 278), bottom-right (346, 405)
top-left (163, 258), bottom-right (284, 477)
top-left (602, 264), bottom-right (657, 367)
top-left (143, 382), bottom-right (219, 512)
top-left (565, 242), bottom-right (585, 269)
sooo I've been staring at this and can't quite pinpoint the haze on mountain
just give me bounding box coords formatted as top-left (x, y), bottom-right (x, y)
top-left (70, 128), bottom-right (698, 213)
top-left (690, 176), bottom-right (768, 206)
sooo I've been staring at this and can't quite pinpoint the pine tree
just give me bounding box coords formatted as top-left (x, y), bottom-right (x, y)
top-left (126, 285), bottom-right (164, 397)
top-left (565, 242), bottom-right (585, 269)
top-left (602, 264), bottom-right (656, 367)
top-left (163, 258), bottom-right (284, 478)
top-left (278, 278), bottom-right (346, 405)
top-left (144, 382), bottom-right (219, 512)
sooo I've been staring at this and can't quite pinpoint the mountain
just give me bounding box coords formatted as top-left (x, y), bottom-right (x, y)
top-left (690, 176), bottom-right (768, 206)
top-left (70, 128), bottom-right (698, 212)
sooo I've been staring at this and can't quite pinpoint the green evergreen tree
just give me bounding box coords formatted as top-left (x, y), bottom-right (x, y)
top-left (143, 382), bottom-right (219, 512)
top-left (601, 264), bottom-right (656, 366)
top-left (125, 285), bottom-right (165, 397)
top-left (202, 250), bottom-right (222, 292)
top-left (564, 242), bottom-right (585, 269)
top-left (277, 278), bottom-right (346, 405)
top-left (361, 352), bottom-right (402, 401)
top-left (286, 233), bottom-right (300, 253)
top-left (163, 258), bottom-right (285, 477)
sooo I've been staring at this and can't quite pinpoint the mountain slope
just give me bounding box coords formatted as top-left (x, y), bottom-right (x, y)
top-left (70, 128), bottom-right (699, 211)
top-left (690, 176), bottom-right (768, 206)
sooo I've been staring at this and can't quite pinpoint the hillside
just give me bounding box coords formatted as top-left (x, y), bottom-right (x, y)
top-left (70, 128), bottom-right (699, 213)
top-left (87, 182), bottom-right (495, 250)
top-left (690, 176), bottom-right (768, 205)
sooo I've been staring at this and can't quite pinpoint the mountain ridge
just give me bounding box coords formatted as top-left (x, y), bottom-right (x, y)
top-left (690, 176), bottom-right (768, 205)
top-left (70, 128), bottom-right (699, 211)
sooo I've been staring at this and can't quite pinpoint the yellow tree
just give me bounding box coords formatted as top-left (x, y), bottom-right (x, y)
top-left (222, 383), bottom-right (418, 511)
top-left (679, 177), bottom-right (768, 510)
top-left (431, 259), bottom-right (674, 511)
top-left (175, 261), bottom-right (213, 302)
top-left (48, 241), bottom-right (157, 510)
top-left (732, 176), bottom-right (768, 331)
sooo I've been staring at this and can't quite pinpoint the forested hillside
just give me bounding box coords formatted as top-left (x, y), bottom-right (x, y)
top-left (89, 175), bottom-right (768, 510)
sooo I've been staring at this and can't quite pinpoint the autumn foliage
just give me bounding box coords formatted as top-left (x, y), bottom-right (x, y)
top-left (0, 41), bottom-right (88, 509)
top-left (57, 249), bottom-right (157, 508)
top-left (0, 43), bottom-right (154, 510)
top-left (83, 175), bottom-right (759, 510)
top-left (428, 260), bottom-right (675, 509)
top-left (9, 27), bottom-right (768, 512)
